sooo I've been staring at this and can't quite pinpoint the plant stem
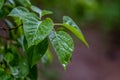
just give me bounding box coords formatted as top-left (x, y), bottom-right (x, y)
top-left (54, 23), bottom-right (63, 26)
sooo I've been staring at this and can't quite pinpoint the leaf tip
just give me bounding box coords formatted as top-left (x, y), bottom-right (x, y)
top-left (62, 64), bottom-right (67, 71)
top-left (84, 40), bottom-right (89, 48)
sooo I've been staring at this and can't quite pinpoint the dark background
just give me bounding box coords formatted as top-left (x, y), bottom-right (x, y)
top-left (34, 0), bottom-right (120, 80)
top-left (0, 0), bottom-right (120, 80)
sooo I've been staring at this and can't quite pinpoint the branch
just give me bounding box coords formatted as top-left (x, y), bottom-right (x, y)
top-left (0, 24), bottom-right (22, 31)
top-left (0, 35), bottom-right (9, 40)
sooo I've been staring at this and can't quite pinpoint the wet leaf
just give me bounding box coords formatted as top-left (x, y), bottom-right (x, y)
top-left (49, 31), bottom-right (74, 69)
top-left (63, 16), bottom-right (89, 47)
top-left (23, 18), bottom-right (53, 47)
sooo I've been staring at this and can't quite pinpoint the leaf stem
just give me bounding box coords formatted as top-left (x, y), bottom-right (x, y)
top-left (54, 23), bottom-right (63, 26)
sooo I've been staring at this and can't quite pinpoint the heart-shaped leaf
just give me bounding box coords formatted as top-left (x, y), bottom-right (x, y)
top-left (63, 16), bottom-right (89, 47)
top-left (9, 7), bottom-right (53, 47)
top-left (49, 31), bottom-right (74, 69)
top-left (23, 17), bottom-right (53, 47)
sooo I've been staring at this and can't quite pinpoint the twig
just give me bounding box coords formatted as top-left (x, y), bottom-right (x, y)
top-left (0, 35), bottom-right (9, 40)
top-left (0, 24), bottom-right (22, 31)
top-left (54, 23), bottom-right (63, 26)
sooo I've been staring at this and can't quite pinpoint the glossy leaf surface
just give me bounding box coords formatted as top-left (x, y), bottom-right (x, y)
top-left (23, 18), bottom-right (53, 47)
top-left (49, 31), bottom-right (74, 69)
top-left (63, 16), bottom-right (89, 47)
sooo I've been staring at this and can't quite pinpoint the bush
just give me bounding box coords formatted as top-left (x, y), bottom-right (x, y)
top-left (0, 0), bottom-right (88, 79)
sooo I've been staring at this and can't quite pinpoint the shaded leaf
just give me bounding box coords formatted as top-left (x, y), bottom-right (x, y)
top-left (63, 16), bottom-right (89, 47)
top-left (0, 71), bottom-right (12, 80)
top-left (4, 53), bottom-right (14, 63)
top-left (27, 38), bottom-right (48, 67)
top-left (19, 57), bottom-right (29, 79)
top-left (7, 0), bottom-right (15, 5)
top-left (0, 0), bottom-right (4, 9)
top-left (27, 65), bottom-right (38, 80)
top-left (5, 19), bottom-right (14, 28)
top-left (18, 0), bottom-right (31, 7)
top-left (0, 9), bottom-right (6, 18)
top-left (31, 5), bottom-right (53, 18)
top-left (49, 31), bottom-right (74, 69)
top-left (5, 0), bottom-right (15, 7)
top-left (41, 48), bottom-right (53, 64)
top-left (9, 66), bottom-right (19, 77)
top-left (0, 54), bottom-right (4, 62)
top-left (18, 36), bottom-right (25, 51)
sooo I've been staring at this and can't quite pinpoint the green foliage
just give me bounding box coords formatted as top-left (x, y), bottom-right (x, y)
top-left (0, 0), bottom-right (4, 9)
top-left (27, 38), bottom-right (48, 67)
top-left (39, 0), bottom-right (120, 31)
top-left (0, 0), bottom-right (88, 79)
top-left (63, 16), bottom-right (89, 47)
top-left (49, 31), bottom-right (74, 69)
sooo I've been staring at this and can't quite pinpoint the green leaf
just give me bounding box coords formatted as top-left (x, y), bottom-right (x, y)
top-left (8, 7), bottom-right (29, 19)
top-left (23, 18), bottom-right (54, 47)
top-left (0, 0), bottom-right (4, 9)
top-left (31, 5), bottom-right (53, 18)
top-left (27, 65), bottom-right (38, 80)
top-left (0, 9), bottom-right (6, 18)
top-left (42, 10), bottom-right (53, 16)
top-left (10, 66), bottom-right (19, 77)
top-left (0, 67), bottom-right (4, 72)
top-left (41, 48), bottom-right (53, 64)
top-left (30, 5), bottom-right (42, 17)
top-left (49, 31), bottom-right (74, 69)
top-left (9, 7), bottom-right (39, 24)
top-left (63, 16), bottom-right (89, 47)
top-left (27, 38), bottom-right (48, 67)
top-left (18, 36), bottom-right (25, 51)
top-left (7, 0), bottom-right (15, 5)
top-left (5, 0), bottom-right (15, 6)
top-left (5, 19), bottom-right (14, 28)
top-left (19, 57), bottom-right (29, 79)
top-left (4, 53), bottom-right (14, 63)
top-left (0, 71), bottom-right (12, 80)
top-left (13, 17), bottom-right (22, 26)
top-left (9, 7), bottom-right (53, 47)
top-left (18, 0), bottom-right (31, 7)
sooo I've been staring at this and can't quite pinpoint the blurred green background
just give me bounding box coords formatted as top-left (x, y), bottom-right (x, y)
top-left (31, 0), bottom-right (120, 31)
top-left (30, 0), bottom-right (120, 80)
